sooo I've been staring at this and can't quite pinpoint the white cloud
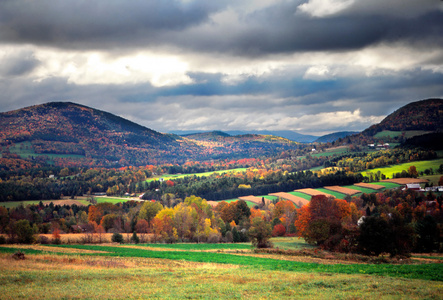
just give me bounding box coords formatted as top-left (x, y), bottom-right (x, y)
top-left (303, 65), bottom-right (333, 80)
top-left (26, 47), bottom-right (193, 87)
top-left (297, 0), bottom-right (355, 18)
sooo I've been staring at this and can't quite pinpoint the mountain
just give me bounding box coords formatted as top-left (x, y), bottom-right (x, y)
top-left (314, 131), bottom-right (359, 143)
top-left (363, 98), bottom-right (443, 136)
top-left (0, 102), bottom-right (301, 166)
top-left (0, 102), bottom-right (197, 166)
top-left (225, 130), bottom-right (318, 143)
top-left (170, 130), bottom-right (318, 143)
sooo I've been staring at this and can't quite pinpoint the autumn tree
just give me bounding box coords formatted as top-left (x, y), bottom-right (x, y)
top-left (249, 217), bottom-right (272, 248)
top-left (294, 195), bottom-right (353, 249)
top-left (135, 219), bottom-right (150, 243)
top-left (139, 201), bottom-right (163, 228)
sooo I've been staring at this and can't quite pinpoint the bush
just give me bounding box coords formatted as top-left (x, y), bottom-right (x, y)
top-left (249, 217), bottom-right (272, 248)
top-left (130, 232), bottom-right (140, 244)
top-left (38, 236), bottom-right (50, 244)
top-left (112, 232), bottom-right (124, 244)
top-left (272, 224), bottom-right (286, 237)
top-left (14, 220), bottom-right (36, 244)
top-left (0, 235), bottom-right (6, 244)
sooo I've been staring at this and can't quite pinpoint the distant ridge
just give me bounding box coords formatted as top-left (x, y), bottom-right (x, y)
top-left (170, 130), bottom-right (318, 143)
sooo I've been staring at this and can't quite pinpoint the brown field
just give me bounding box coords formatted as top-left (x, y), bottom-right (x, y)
top-left (295, 188), bottom-right (333, 197)
top-left (269, 192), bottom-right (309, 207)
top-left (238, 195), bottom-right (264, 205)
top-left (37, 233), bottom-right (153, 244)
top-left (324, 186), bottom-right (361, 196)
top-left (382, 178), bottom-right (429, 184)
top-left (207, 201), bottom-right (219, 207)
top-left (354, 182), bottom-right (385, 190)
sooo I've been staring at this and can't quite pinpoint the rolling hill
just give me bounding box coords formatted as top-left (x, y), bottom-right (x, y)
top-left (0, 102), bottom-right (193, 166)
top-left (363, 98), bottom-right (443, 136)
top-left (0, 102), bottom-right (301, 166)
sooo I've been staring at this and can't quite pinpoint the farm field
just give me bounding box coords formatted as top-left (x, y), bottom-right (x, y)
top-left (361, 158), bottom-right (443, 179)
top-left (0, 239), bottom-right (442, 299)
top-left (0, 198), bottom-right (90, 208)
top-left (421, 174), bottom-right (443, 186)
top-left (95, 197), bottom-right (142, 204)
top-left (146, 168), bottom-right (248, 182)
top-left (0, 196), bottom-right (140, 209)
top-left (8, 141), bottom-right (85, 161)
top-left (373, 130), bottom-right (431, 139)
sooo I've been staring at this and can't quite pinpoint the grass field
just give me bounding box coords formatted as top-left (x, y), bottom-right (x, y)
top-left (361, 158), bottom-right (443, 179)
top-left (0, 239), bottom-right (442, 299)
top-left (146, 168), bottom-right (248, 182)
top-left (288, 191), bottom-right (312, 201)
top-left (374, 130), bottom-right (431, 139)
top-left (315, 188), bottom-right (346, 200)
top-left (95, 197), bottom-right (141, 204)
top-left (420, 174), bottom-right (443, 186)
top-left (8, 141), bottom-right (85, 162)
top-left (310, 146), bottom-right (350, 158)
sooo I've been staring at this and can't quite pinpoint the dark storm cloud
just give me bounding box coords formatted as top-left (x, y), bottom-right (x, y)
top-left (0, 0), bottom-right (441, 55)
top-left (164, 1), bottom-right (443, 56)
top-left (0, 0), bottom-right (228, 49)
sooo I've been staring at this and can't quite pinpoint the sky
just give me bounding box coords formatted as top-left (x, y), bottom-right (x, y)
top-left (0, 0), bottom-right (442, 136)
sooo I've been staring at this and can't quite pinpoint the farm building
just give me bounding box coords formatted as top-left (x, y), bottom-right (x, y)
top-left (404, 183), bottom-right (422, 191)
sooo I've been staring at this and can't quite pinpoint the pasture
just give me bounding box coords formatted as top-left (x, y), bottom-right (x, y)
top-left (146, 168), bottom-right (248, 183)
top-left (361, 158), bottom-right (443, 179)
top-left (0, 238), bottom-right (442, 299)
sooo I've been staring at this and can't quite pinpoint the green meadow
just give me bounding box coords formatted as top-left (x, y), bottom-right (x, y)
top-left (0, 239), bottom-right (442, 299)
top-left (146, 168), bottom-right (248, 182)
top-left (361, 158), bottom-right (443, 179)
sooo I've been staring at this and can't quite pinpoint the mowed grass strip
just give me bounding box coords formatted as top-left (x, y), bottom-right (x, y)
top-left (18, 244), bottom-right (442, 281)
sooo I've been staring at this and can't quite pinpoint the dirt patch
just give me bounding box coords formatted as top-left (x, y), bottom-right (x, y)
top-left (354, 182), bottom-right (385, 190)
top-left (324, 186), bottom-right (361, 196)
top-left (0, 244), bottom-right (109, 254)
top-left (238, 195), bottom-right (264, 204)
top-left (295, 189), bottom-right (333, 197)
top-left (382, 178), bottom-right (428, 184)
top-left (269, 192), bottom-right (309, 207)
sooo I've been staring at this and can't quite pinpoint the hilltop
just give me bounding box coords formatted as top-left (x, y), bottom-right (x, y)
top-left (363, 98), bottom-right (443, 136)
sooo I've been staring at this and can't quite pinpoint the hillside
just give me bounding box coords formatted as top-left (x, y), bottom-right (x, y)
top-left (171, 130), bottom-right (318, 143)
top-left (363, 98), bottom-right (443, 136)
top-left (0, 102), bottom-right (199, 166)
top-left (0, 102), bottom-right (301, 167)
top-left (181, 131), bottom-right (301, 159)
top-left (314, 131), bottom-right (359, 143)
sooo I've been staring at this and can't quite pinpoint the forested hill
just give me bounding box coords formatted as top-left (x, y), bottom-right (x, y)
top-left (0, 102), bottom-right (196, 166)
top-left (363, 98), bottom-right (443, 136)
top-left (0, 102), bottom-right (301, 167)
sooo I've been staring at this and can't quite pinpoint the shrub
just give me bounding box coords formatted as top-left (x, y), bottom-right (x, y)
top-left (38, 236), bottom-right (50, 244)
top-left (249, 217), bottom-right (272, 248)
top-left (130, 232), bottom-right (140, 244)
top-left (14, 220), bottom-right (36, 244)
top-left (224, 231), bottom-right (233, 243)
top-left (0, 235), bottom-right (6, 244)
top-left (112, 232), bottom-right (124, 244)
top-left (272, 224), bottom-right (286, 237)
